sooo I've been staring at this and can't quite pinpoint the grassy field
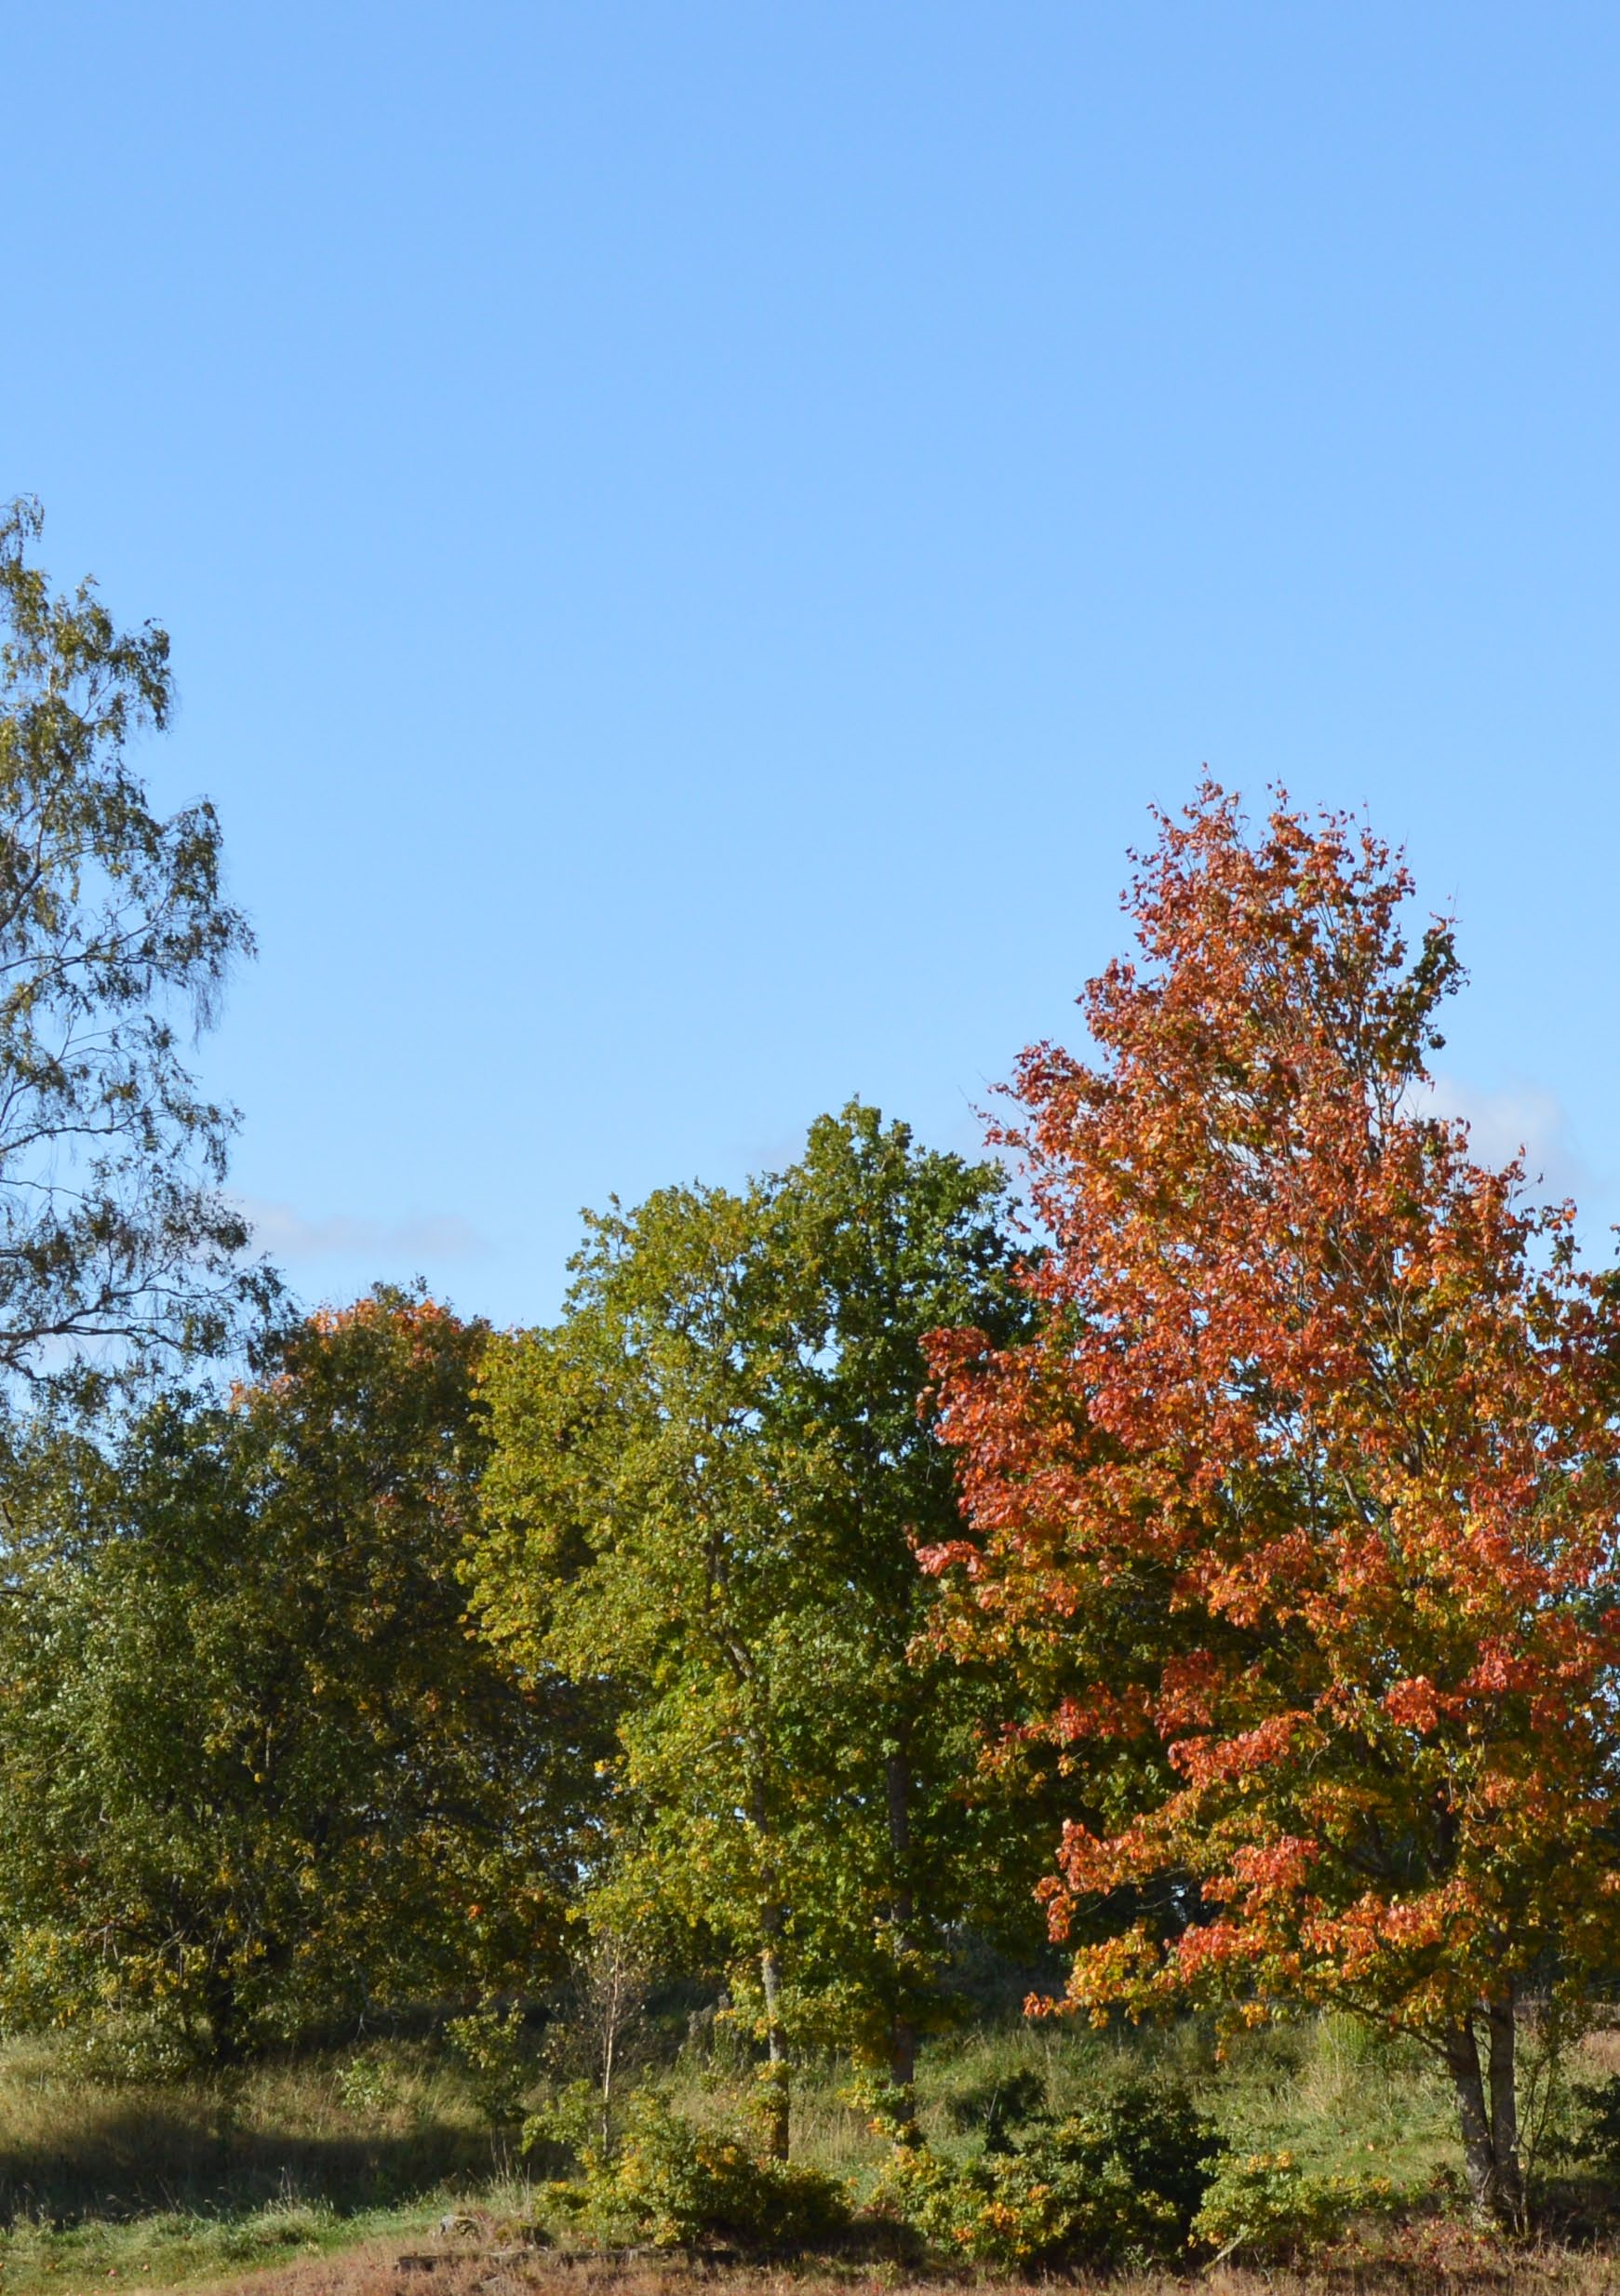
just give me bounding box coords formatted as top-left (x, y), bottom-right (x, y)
top-left (0, 2034), bottom-right (496, 2291)
top-left (0, 2011), bottom-right (1598, 2296)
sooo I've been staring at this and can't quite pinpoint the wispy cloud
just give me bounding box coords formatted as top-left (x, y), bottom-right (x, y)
top-left (234, 1198), bottom-right (492, 1264)
top-left (1420, 1073), bottom-right (1586, 1196)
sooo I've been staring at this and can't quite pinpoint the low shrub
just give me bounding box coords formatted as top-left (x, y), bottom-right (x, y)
top-left (445, 2005), bottom-right (533, 2131)
top-left (866, 2074), bottom-right (1220, 2269)
top-left (942, 2065), bottom-right (1048, 2148)
top-left (1564, 2073), bottom-right (1620, 2172)
top-left (1193, 2148), bottom-right (1396, 2262)
top-left (61, 2007), bottom-right (202, 2085)
top-left (334, 2051), bottom-right (404, 2122)
top-left (542, 2085), bottom-right (850, 2253)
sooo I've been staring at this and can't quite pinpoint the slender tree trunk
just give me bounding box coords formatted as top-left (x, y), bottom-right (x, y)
top-left (599, 1976), bottom-right (620, 2155)
top-left (758, 1929), bottom-right (790, 2159)
top-left (591, 1931), bottom-right (647, 2151)
top-left (760, 1936), bottom-right (785, 2061)
top-left (748, 1759), bottom-right (792, 2161)
top-left (203, 1965), bottom-right (245, 2070)
top-left (1486, 1991), bottom-right (1525, 2229)
top-left (885, 1747), bottom-right (917, 2091)
top-left (1443, 2019), bottom-right (1497, 2218)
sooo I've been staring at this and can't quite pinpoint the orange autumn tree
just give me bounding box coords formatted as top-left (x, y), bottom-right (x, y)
top-left (924, 785), bottom-right (1620, 2223)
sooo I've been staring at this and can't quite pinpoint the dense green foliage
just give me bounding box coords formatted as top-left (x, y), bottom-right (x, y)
top-left (544, 2084), bottom-right (851, 2252)
top-left (1193, 2148), bottom-right (1397, 2262)
top-left (0, 1291), bottom-right (597, 2064)
top-left (470, 1105), bottom-right (1052, 2151)
top-left (866, 2073), bottom-right (1221, 2267)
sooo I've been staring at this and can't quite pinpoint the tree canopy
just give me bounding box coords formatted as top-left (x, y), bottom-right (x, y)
top-left (923, 785), bottom-right (1620, 2220)
top-left (0, 499), bottom-right (267, 1390)
top-left (471, 1103), bottom-right (1047, 2148)
top-left (0, 1289), bottom-right (598, 2065)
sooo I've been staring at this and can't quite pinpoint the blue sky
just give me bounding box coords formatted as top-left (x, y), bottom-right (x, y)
top-left (7, 5), bottom-right (1618, 1325)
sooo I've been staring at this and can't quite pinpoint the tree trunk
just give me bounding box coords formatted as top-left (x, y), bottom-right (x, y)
top-left (748, 1758), bottom-right (792, 2160)
top-left (885, 1748), bottom-right (917, 2091)
top-left (1444, 2005), bottom-right (1523, 2225)
top-left (203, 1966), bottom-right (245, 2070)
top-left (1486, 1991), bottom-right (1525, 2228)
top-left (590, 1931), bottom-right (645, 2154)
top-left (1443, 2019), bottom-right (1497, 2217)
top-left (758, 1937), bottom-right (790, 2159)
top-left (599, 1990), bottom-right (620, 2154)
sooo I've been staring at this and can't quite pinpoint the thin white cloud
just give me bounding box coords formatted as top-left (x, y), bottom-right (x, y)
top-left (234, 1198), bottom-right (492, 1264)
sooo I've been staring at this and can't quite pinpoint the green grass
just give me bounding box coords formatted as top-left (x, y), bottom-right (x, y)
top-left (0, 2034), bottom-right (506, 2295)
top-left (662, 2007), bottom-right (1462, 2201)
top-left (0, 2196), bottom-right (424, 2292)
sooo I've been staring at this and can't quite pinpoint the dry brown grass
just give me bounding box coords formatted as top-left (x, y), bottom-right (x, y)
top-left (175, 2226), bottom-right (1620, 2296)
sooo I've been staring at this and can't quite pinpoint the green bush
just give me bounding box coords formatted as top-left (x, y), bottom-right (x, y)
top-left (333, 2050), bottom-right (404, 2122)
top-left (943, 2065), bottom-right (1048, 2148)
top-left (544, 2086), bottom-right (850, 2253)
top-left (446, 2004), bottom-right (533, 2130)
top-left (1565, 2074), bottom-right (1620, 2172)
top-left (868, 2075), bottom-right (1220, 2269)
top-left (1194, 2149), bottom-right (1395, 2262)
top-left (62, 2007), bottom-right (201, 2086)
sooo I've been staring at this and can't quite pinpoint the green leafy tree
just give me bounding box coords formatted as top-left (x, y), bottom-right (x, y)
top-left (471, 1105), bottom-right (1041, 2154)
top-left (0, 1288), bottom-right (599, 2062)
top-left (0, 498), bottom-right (267, 1389)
